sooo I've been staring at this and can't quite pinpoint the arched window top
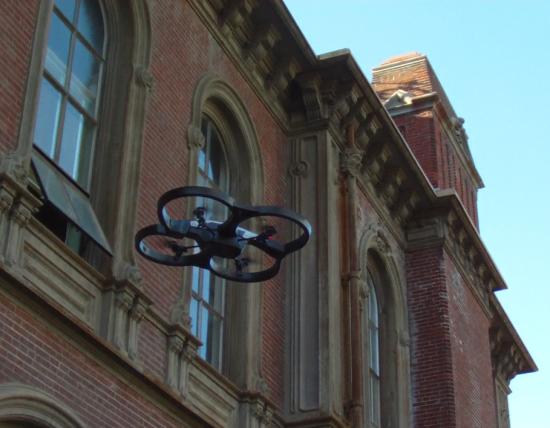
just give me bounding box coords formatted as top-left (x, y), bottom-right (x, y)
top-left (35, 0), bottom-right (107, 190)
top-left (187, 73), bottom-right (264, 205)
top-left (198, 116), bottom-right (229, 191)
top-left (358, 225), bottom-right (412, 427)
top-left (0, 383), bottom-right (86, 428)
top-left (179, 73), bottom-right (264, 388)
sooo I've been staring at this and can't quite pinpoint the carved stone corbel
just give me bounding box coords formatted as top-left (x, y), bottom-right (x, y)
top-left (0, 153), bottom-right (41, 269)
top-left (165, 327), bottom-right (199, 396)
top-left (112, 288), bottom-right (135, 352)
top-left (133, 65), bottom-right (154, 89)
top-left (296, 73), bottom-right (324, 121)
top-left (178, 339), bottom-right (198, 397)
top-left (340, 146), bottom-right (364, 178)
top-left (187, 124), bottom-right (206, 150)
top-left (127, 296), bottom-right (150, 361)
top-left (0, 187), bottom-right (15, 265)
top-left (166, 334), bottom-right (184, 390)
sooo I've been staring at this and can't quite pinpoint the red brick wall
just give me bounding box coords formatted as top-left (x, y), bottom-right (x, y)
top-left (0, 0), bottom-right (39, 155)
top-left (1, 0), bottom-right (289, 409)
top-left (134, 0), bottom-right (289, 406)
top-left (406, 244), bottom-right (498, 427)
top-left (0, 293), bottom-right (185, 428)
top-left (446, 255), bottom-right (497, 428)
top-left (406, 245), bottom-right (457, 427)
top-left (393, 110), bottom-right (439, 188)
top-left (373, 55), bottom-right (480, 227)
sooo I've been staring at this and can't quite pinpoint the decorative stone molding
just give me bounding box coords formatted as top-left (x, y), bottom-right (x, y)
top-left (489, 299), bottom-right (536, 384)
top-left (0, 383), bottom-right (86, 427)
top-left (451, 116), bottom-right (468, 146)
top-left (254, 376), bottom-right (269, 396)
top-left (112, 288), bottom-right (135, 351)
top-left (134, 64), bottom-right (154, 89)
top-left (288, 160), bottom-right (309, 178)
top-left (357, 222), bottom-right (412, 428)
top-left (114, 262), bottom-right (143, 289)
top-left (251, 397), bottom-right (273, 427)
top-left (187, 124), bottom-right (206, 150)
top-left (406, 216), bottom-right (446, 248)
top-left (296, 73), bottom-right (323, 121)
top-left (340, 146), bottom-right (364, 177)
top-left (0, 188), bottom-right (15, 265)
top-left (0, 154), bottom-right (29, 186)
top-left (168, 298), bottom-right (191, 330)
top-left (166, 335), bottom-right (185, 390)
top-left (0, 154), bottom-right (41, 270)
top-left (165, 328), bottom-right (199, 396)
top-left (128, 296), bottom-right (149, 361)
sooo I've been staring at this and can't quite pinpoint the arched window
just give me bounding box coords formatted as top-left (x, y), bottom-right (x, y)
top-left (180, 74), bottom-right (264, 388)
top-left (365, 271), bottom-right (381, 428)
top-left (360, 241), bottom-right (412, 428)
top-left (0, 383), bottom-right (86, 428)
top-left (31, 0), bottom-right (111, 256)
top-left (189, 115), bottom-right (229, 369)
top-left (34, 0), bottom-right (106, 190)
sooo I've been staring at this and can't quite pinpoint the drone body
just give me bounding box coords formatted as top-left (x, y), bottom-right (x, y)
top-left (135, 186), bottom-right (311, 283)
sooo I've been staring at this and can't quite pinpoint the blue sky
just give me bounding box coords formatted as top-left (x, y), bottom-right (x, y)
top-left (283, 1), bottom-right (550, 426)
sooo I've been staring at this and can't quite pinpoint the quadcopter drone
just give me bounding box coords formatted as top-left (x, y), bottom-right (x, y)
top-left (135, 186), bottom-right (311, 283)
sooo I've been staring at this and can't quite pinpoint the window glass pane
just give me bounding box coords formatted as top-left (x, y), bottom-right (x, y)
top-left (191, 267), bottom-right (200, 293)
top-left (32, 154), bottom-right (76, 221)
top-left (34, 78), bottom-right (62, 157)
top-left (206, 313), bottom-right (222, 369)
top-left (369, 326), bottom-right (380, 375)
top-left (77, 0), bottom-right (104, 52)
top-left (45, 12), bottom-right (72, 84)
top-left (70, 40), bottom-right (101, 115)
top-left (198, 306), bottom-right (209, 359)
top-left (198, 148), bottom-right (206, 172)
top-left (59, 102), bottom-right (94, 188)
top-left (190, 298), bottom-right (199, 336)
top-left (369, 283), bottom-right (378, 326)
top-left (65, 178), bottom-right (110, 249)
top-left (54, 0), bottom-right (76, 21)
top-left (208, 129), bottom-right (226, 184)
top-left (202, 269), bottom-right (211, 302)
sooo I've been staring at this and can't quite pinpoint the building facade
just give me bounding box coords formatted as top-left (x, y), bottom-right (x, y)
top-left (0, 1), bottom-right (535, 427)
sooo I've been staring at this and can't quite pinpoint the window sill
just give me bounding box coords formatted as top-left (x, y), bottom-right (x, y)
top-left (20, 216), bottom-right (106, 330)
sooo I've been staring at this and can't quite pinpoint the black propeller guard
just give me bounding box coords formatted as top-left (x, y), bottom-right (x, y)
top-left (135, 186), bottom-right (312, 283)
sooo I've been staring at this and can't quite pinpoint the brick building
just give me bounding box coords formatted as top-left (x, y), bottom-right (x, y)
top-left (0, 1), bottom-right (535, 427)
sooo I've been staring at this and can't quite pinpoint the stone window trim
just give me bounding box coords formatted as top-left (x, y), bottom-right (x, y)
top-left (0, 383), bottom-right (86, 428)
top-left (358, 224), bottom-right (412, 428)
top-left (11, 0), bottom-right (152, 283)
top-left (0, 0), bottom-right (152, 363)
top-left (167, 72), bottom-right (265, 392)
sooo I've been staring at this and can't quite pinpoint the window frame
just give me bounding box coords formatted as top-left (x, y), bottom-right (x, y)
top-left (178, 73), bottom-right (265, 390)
top-left (189, 114), bottom-right (230, 370)
top-left (34, 0), bottom-right (108, 192)
top-left (359, 232), bottom-right (412, 428)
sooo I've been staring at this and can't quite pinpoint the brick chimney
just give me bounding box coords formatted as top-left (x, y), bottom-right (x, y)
top-left (372, 53), bottom-right (483, 228)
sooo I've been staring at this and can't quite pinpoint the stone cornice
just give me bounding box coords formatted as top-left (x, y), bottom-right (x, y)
top-left (489, 296), bottom-right (537, 382)
top-left (188, 1), bottom-right (436, 234)
top-left (185, 3), bottom-right (535, 384)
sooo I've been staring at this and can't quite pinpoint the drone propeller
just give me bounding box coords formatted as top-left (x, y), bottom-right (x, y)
top-left (135, 186), bottom-right (311, 282)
